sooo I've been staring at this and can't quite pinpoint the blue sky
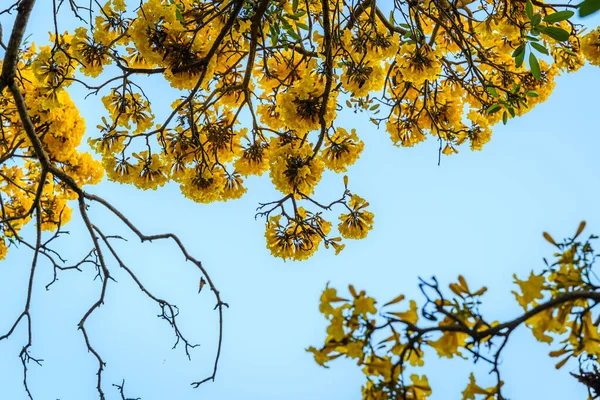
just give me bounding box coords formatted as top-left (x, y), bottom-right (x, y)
top-left (1, 3), bottom-right (600, 399)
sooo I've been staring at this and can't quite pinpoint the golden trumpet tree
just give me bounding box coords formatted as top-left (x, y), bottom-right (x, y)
top-left (0, 0), bottom-right (599, 398)
top-left (310, 223), bottom-right (600, 399)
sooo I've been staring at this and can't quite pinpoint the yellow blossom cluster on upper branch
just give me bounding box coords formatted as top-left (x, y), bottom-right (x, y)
top-left (2, 0), bottom-right (600, 261)
top-left (0, 45), bottom-right (104, 259)
top-left (309, 223), bottom-right (600, 399)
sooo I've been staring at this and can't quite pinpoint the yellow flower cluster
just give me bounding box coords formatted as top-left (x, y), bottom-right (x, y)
top-left (276, 75), bottom-right (337, 135)
top-left (269, 140), bottom-right (325, 197)
top-left (582, 27), bottom-right (600, 66)
top-left (310, 284), bottom-right (438, 399)
top-left (234, 136), bottom-right (269, 177)
top-left (8, 0), bottom-right (596, 261)
top-left (396, 44), bottom-right (442, 86)
top-left (265, 209), bottom-right (332, 261)
top-left (311, 225), bottom-right (600, 398)
top-left (338, 195), bottom-right (374, 239)
top-left (1, 49), bottom-right (103, 260)
top-left (321, 128), bottom-right (364, 173)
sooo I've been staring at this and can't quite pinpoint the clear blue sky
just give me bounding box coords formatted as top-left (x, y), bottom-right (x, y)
top-left (1, 3), bottom-right (600, 399)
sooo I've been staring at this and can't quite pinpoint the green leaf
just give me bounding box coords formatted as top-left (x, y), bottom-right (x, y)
top-left (531, 41), bottom-right (549, 55)
top-left (526, 0), bottom-right (534, 19)
top-left (563, 48), bottom-right (578, 56)
top-left (579, 0), bottom-right (600, 17)
top-left (507, 107), bottom-right (516, 118)
top-left (176, 9), bottom-right (184, 23)
top-left (531, 13), bottom-right (542, 26)
top-left (280, 18), bottom-right (293, 29)
top-left (296, 22), bottom-right (309, 30)
top-left (487, 86), bottom-right (499, 97)
top-left (286, 27), bottom-right (301, 41)
top-left (270, 26), bottom-right (279, 46)
top-left (512, 44), bottom-right (525, 58)
top-left (529, 52), bottom-right (541, 79)
top-left (487, 104), bottom-right (502, 115)
top-left (502, 111), bottom-right (508, 125)
top-left (293, 0), bottom-right (299, 12)
top-left (543, 10), bottom-right (574, 23)
top-left (541, 26), bottom-right (571, 41)
top-left (526, 90), bottom-right (539, 97)
top-left (515, 48), bottom-right (526, 68)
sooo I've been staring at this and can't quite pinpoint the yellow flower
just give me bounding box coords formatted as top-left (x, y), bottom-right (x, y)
top-left (268, 141), bottom-right (325, 196)
top-left (179, 165), bottom-right (226, 203)
top-left (37, 91), bottom-right (86, 163)
top-left (234, 138), bottom-right (269, 176)
top-left (101, 90), bottom-right (154, 132)
top-left (199, 117), bottom-right (242, 163)
top-left (526, 308), bottom-right (566, 343)
top-left (0, 239), bottom-right (8, 261)
top-left (462, 373), bottom-right (497, 400)
top-left (419, 89), bottom-right (465, 138)
top-left (321, 128), bottom-right (364, 173)
top-left (71, 27), bottom-right (112, 77)
top-left (388, 300), bottom-right (419, 325)
top-left (257, 102), bottom-right (286, 131)
top-left (353, 294), bottom-right (377, 316)
top-left (221, 172), bottom-right (247, 200)
top-left (319, 287), bottom-right (348, 317)
top-left (342, 60), bottom-right (385, 97)
top-left (582, 27), bottom-right (600, 66)
top-left (386, 103), bottom-right (427, 148)
top-left (65, 152), bottom-right (104, 187)
top-left (345, 341), bottom-right (364, 360)
top-left (31, 45), bottom-right (76, 88)
top-left (396, 44), bottom-right (442, 85)
top-left (391, 343), bottom-right (425, 367)
top-left (306, 347), bottom-right (331, 368)
top-left (130, 151), bottom-right (169, 190)
top-left (409, 375), bottom-right (432, 399)
top-left (512, 272), bottom-right (545, 309)
top-left (553, 39), bottom-right (585, 72)
top-left (104, 155), bottom-right (134, 184)
top-left (264, 209), bottom-right (331, 261)
top-left (39, 189), bottom-right (73, 231)
top-left (327, 315), bottom-right (346, 342)
top-left (276, 75), bottom-right (337, 134)
top-left (429, 329), bottom-right (469, 358)
top-left (338, 195), bottom-right (374, 239)
top-left (362, 356), bottom-right (394, 381)
top-left (467, 111), bottom-right (493, 151)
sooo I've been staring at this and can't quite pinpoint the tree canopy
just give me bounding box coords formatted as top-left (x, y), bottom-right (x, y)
top-left (1, 0), bottom-right (600, 399)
